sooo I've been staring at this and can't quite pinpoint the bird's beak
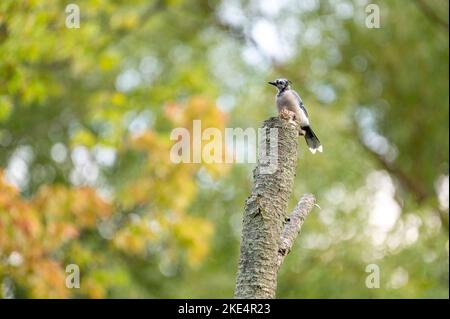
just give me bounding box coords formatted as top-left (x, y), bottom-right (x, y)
top-left (268, 81), bottom-right (276, 86)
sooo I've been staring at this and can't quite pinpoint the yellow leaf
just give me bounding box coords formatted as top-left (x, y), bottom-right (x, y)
top-left (111, 92), bottom-right (126, 107)
top-left (72, 129), bottom-right (96, 147)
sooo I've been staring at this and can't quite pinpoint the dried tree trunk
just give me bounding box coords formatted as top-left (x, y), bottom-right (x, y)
top-left (234, 117), bottom-right (316, 299)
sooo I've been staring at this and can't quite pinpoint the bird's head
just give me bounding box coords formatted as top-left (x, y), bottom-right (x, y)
top-left (268, 78), bottom-right (291, 91)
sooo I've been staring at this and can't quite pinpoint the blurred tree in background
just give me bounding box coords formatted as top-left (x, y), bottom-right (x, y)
top-left (0, 0), bottom-right (448, 298)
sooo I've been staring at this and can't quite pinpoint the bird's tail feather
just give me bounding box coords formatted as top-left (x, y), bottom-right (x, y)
top-left (302, 126), bottom-right (323, 154)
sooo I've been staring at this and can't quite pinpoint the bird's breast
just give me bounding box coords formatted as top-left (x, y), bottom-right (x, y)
top-left (276, 91), bottom-right (298, 110)
top-left (276, 91), bottom-right (309, 126)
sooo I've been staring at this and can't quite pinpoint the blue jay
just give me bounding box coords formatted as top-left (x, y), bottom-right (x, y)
top-left (268, 78), bottom-right (323, 154)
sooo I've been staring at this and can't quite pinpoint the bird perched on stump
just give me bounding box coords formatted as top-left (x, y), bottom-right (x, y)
top-left (268, 78), bottom-right (323, 154)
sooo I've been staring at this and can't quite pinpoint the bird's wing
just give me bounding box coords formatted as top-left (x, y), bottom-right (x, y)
top-left (292, 90), bottom-right (309, 117)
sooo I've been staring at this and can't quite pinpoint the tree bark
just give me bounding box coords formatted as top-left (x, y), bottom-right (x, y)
top-left (234, 116), bottom-right (316, 299)
top-left (277, 193), bottom-right (315, 270)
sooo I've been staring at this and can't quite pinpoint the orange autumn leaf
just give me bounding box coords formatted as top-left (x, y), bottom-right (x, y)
top-left (71, 187), bottom-right (112, 227)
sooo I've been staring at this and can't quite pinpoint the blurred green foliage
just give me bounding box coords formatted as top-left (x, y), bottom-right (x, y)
top-left (0, 0), bottom-right (448, 298)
